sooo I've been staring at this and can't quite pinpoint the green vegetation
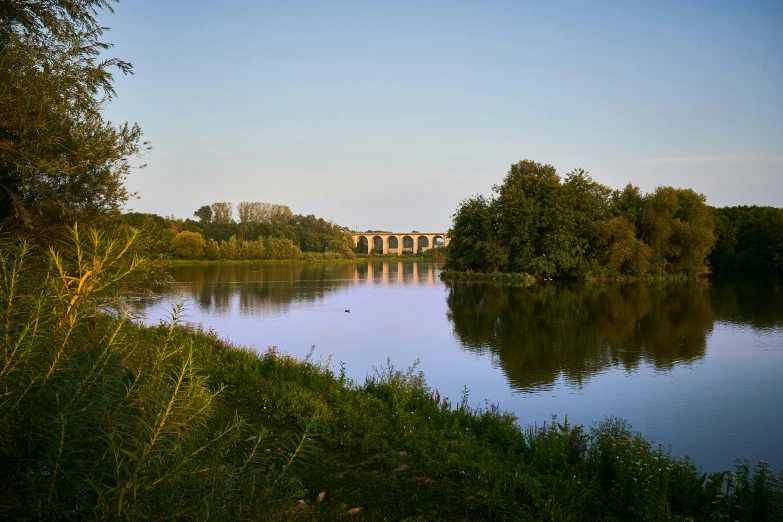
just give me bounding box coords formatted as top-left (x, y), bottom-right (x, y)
top-left (0, 0), bottom-right (146, 228)
top-left (122, 202), bottom-right (358, 261)
top-left (446, 160), bottom-right (716, 279)
top-left (440, 269), bottom-right (537, 285)
top-left (2, 226), bottom-right (782, 520)
top-left (711, 206), bottom-right (783, 272)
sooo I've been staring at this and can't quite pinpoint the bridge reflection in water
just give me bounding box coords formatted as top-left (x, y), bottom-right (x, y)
top-left (354, 262), bottom-right (436, 286)
top-left (154, 262), bottom-right (440, 317)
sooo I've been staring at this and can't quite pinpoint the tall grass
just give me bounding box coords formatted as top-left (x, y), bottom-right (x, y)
top-left (0, 225), bottom-right (314, 520)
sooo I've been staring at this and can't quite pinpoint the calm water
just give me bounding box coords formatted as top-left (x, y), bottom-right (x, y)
top-left (140, 262), bottom-right (783, 473)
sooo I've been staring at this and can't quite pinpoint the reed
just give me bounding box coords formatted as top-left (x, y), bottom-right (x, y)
top-left (0, 225), bottom-right (314, 520)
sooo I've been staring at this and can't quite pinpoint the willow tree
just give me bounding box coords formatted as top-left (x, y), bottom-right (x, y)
top-left (0, 0), bottom-right (146, 227)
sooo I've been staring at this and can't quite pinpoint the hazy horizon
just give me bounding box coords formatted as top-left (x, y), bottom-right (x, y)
top-left (104, 0), bottom-right (782, 230)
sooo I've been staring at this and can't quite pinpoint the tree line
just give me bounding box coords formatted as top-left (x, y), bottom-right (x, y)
top-left (710, 205), bottom-right (783, 272)
top-left (446, 159), bottom-right (781, 278)
top-left (124, 201), bottom-right (356, 260)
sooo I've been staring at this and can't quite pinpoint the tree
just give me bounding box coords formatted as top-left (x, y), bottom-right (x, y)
top-left (445, 195), bottom-right (505, 272)
top-left (446, 159), bottom-right (716, 278)
top-left (494, 160), bottom-right (562, 275)
top-left (169, 231), bottom-right (206, 259)
top-left (204, 238), bottom-right (220, 260)
top-left (326, 236), bottom-right (355, 258)
top-left (595, 217), bottom-right (651, 276)
top-left (194, 205), bottom-right (212, 224)
top-left (211, 202), bottom-right (233, 224)
top-left (0, 0), bottom-right (146, 227)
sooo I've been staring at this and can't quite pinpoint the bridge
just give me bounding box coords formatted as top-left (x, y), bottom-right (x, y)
top-left (352, 232), bottom-right (450, 254)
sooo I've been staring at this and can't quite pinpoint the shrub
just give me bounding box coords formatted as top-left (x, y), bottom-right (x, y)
top-left (169, 230), bottom-right (206, 259)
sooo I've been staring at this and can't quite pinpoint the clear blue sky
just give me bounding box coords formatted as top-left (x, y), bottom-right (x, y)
top-left (103, 0), bottom-right (782, 231)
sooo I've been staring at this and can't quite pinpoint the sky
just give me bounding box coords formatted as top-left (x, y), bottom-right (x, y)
top-left (103, 0), bottom-right (783, 231)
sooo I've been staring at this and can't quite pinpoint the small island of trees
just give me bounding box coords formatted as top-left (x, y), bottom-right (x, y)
top-left (445, 159), bottom-right (783, 279)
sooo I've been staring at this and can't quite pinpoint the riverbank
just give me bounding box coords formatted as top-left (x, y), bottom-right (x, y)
top-left (125, 324), bottom-right (783, 519)
top-left (440, 269), bottom-right (537, 285)
top-left (5, 311), bottom-right (782, 519)
top-left (440, 269), bottom-right (712, 284)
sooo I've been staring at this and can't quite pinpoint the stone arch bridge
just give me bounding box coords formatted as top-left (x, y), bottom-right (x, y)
top-left (352, 232), bottom-right (450, 254)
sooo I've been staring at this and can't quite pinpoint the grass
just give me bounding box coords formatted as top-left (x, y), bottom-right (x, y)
top-left (2, 225), bottom-right (782, 520)
top-left (440, 269), bottom-right (537, 286)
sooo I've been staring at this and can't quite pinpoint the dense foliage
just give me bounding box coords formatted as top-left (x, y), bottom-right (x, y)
top-left (2, 228), bottom-right (781, 520)
top-left (710, 206), bottom-right (783, 272)
top-left (446, 160), bottom-right (716, 278)
top-left (0, 226), bottom-right (315, 518)
top-left (0, 0), bottom-right (146, 228)
top-left (122, 201), bottom-right (356, 260)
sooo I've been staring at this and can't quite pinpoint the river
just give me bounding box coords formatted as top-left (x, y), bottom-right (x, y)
top-left (139, 262), bottom-right (783, 474)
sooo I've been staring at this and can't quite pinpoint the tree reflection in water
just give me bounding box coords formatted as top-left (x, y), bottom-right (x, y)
top-left (445, 280), bottom-right (717, 390)
top-left (151, 265), bottom-right (782, 395)
top-left (155, 262), bottom-right (439, 316)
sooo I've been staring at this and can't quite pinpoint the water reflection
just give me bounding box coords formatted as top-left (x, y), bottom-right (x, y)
top-left (447, 280), bottom-right (708, 390)
top-left (155, 262), bottom-right (439, 316)
top-left (445, 274), bottom-right (783, 391)
top-left (709, 273), bottom-right (783, 329)
top-left (152, 265), bottom-right (783, 394)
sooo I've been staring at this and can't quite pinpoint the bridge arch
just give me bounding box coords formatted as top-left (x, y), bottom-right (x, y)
top-left (388, 235), bottom-right (399, 251)
top-left (372, 236), bottom-right (384, 254)
top-left (355, 235), bottom-right (369, 254)
top-left (433, 235), bottom-right (445, 247)
top-left (417, 236), bottom-right (429, 250)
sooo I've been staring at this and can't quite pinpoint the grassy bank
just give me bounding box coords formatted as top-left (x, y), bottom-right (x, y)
top-left (440, 269), bottom-right (537, 285)
top-left (2, 228), bottom-right (782, 520)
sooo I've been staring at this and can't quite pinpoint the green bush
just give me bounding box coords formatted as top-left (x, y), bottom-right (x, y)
top-left (169, 230), bottom-right (206, 259)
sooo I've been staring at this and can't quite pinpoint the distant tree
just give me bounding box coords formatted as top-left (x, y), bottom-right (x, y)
top-left (194, 205), bottom-right (212, 224)
top-left (270, 204), bottom-right (293, 224)
top-left (211, 202), bottom-right (233, 224)
top-left (169, 231), bottom-right (206, 259)
top-left (237, 201), bottom-right (260, 223)
top-left (263, 237), bottom-right (302, 260)
top-left (0, 0), bottom-right (146, 227)
top-left (710, 206), bottom-right (783, 271)
top-left (326, 236), bottom-right (355, 258)
top-left (204, 238), bottom-right (220, 260)
top-left (302, 231), bottom-right (322, 252)
top-left (595, 217), bottom-right (651, 276)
